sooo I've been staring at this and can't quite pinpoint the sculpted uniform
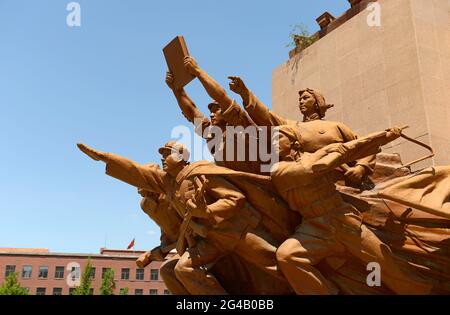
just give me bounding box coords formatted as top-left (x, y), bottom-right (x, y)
top-left (239, 90), bottom-right (376, 175)
top-left (180, 100), bottom-right (263, 175)
top-left (100, 152), bottom-right (285, 295)
top-left (271, 125), bottom-right (432, 295)
top-left (138, 176), bottom-right (189, 295)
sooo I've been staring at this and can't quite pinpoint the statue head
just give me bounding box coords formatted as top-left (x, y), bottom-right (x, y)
top-left (208, 102), bottom-right (226, 127)
top-left (298, 88), bottom-right (334, 121)
top-left (158, 141), bottom-right (190, 176)
top-left (273, 125), bottom-right (303, 162)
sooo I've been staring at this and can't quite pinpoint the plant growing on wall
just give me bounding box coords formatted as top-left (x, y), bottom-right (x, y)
top-left (287, 23), bottom-right (319, 50)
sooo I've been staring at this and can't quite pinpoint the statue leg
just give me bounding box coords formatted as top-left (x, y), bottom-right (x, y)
top-left (276, 233), bottom-right (342, 295)
top-left (233, 224), bottom-right (286, 282)
top-left (174, 239), bottom-right (227, 295)
top-left (159, 256), bottom-right (190, 295)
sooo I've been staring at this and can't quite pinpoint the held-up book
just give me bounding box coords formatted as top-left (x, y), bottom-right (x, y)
top-left (163, 36), bottom-right (195, 88)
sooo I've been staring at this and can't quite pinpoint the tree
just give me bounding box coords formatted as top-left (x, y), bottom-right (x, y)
top-left (72, 259), bottom-right (94, 295)
top-left (0, 272), bottom-right (29, 295)
top-left (119, 287), bottom-right (129, 295)
top-left (100, 268), bottom-right (116, 295)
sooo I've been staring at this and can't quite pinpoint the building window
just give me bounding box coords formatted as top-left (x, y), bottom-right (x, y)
top-left (149, 289), bottom-right (158, 295)
top-left (69, 288), bottom-right (76, 295)
top-left (136, 268), bottom-right (144, 280)
top-left (38, 266), bottom-right (48, 279)
top-left (52, 288), bottom-right (62, 295)
top-left (5, 265), bottom-right (15, 277)
top-left (150, 269), bottom-right (159, 281)
top-left (164, 289), bottom-right (170, 295)
top-left (135, 289), bottom-right (143, 295)
top-left (22, 265), bottom-right (32, 279)
top-left (36, 287), bottom-right (46, 295)
top-left (90, 267), bottom-right (96, 280)
top-left (121, 268), bottom-right (130, 280)
top-left (54, 266), bottom-right (64, 279)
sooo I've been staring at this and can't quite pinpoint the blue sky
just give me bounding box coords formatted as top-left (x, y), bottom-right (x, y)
top-left (0, 0), bottom-right (349, 253)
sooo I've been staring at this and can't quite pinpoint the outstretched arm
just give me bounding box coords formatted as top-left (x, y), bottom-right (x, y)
top-left (309, 127), bottom-right (402, 174)
top-left (77, 143), bottom-right (166, 194)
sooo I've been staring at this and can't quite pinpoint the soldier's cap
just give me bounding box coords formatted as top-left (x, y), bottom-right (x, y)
top-left (158, 141), bottom-right (190, 161)
top-left (207, 101), bottom-right (220, 112)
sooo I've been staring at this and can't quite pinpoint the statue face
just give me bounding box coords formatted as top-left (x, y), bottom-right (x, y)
top-left (298, 91), bottom-right (317, 116)
top-left (210, 108), bottom-right (226, 126)
top-left (161, 150), bottom-right (184, 173)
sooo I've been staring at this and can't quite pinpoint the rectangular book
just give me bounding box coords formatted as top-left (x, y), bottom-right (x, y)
top-left (163, 36), bottom-right (195, 88)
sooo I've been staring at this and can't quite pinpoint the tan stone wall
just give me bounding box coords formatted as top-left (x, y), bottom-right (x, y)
top-left (272, 0), bottom-right (450, 170)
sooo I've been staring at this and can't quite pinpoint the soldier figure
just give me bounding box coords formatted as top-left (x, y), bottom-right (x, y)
top-left (270, 125), bottom-right (432, 294)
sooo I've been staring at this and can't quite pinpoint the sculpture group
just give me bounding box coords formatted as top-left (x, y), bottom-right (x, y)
top-left (78, 47), bottom-right (450, 295)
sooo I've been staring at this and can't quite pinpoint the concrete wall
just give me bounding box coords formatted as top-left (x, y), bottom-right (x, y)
top-left (272, 0), bottom-right (450, 169)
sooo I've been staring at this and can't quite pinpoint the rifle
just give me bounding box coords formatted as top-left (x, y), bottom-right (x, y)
top-left (176, 175), bottom-right (209, 256)
top-left (136, 243), bottom-right (175, 268)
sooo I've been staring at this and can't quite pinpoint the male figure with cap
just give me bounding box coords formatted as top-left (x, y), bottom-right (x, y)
top-left (270, 125), bottom-right (432, 295)
top-left (77, 141), bottom-right (289, 295)
top-left (166, 58), bottom-right (264, 175)
top-left (134, 180), bottom-right (190, 295)
top-left (225, 76), bottom-right (376, 188)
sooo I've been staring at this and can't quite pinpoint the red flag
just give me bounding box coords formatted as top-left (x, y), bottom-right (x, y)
top-left (126, 238), bottom-right (135, 250)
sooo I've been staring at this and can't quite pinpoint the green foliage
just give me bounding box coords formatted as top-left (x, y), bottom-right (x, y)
top-left (119, 287), bottom-right (129, 295)
top-left (0, 272), bottom-right (29, 295)
top-left (100, 268), bottom-right (116, 295)
top-left (72, 259), bottom-right (94, 295)
top-left (287, 23), bottom-right (319, 50)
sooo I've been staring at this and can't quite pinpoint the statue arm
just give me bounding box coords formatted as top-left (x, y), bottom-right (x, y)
top-left (236, 82), bottom-right (287, 126)
top-left (337, 122), bottom-right (376, 174)
top-left (104, 153), bottom-right (167, 194)
top-left (200, 176), bottom-right (247, 221)
top-left (184, 57), bottom-right (235, 113)
top-left (166, 71), bottom-right (211, 138)
top-left (309, 128), bottom-right (402, 174)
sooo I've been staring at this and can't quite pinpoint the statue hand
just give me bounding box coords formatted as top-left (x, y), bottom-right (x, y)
top-left (228, 76), bottom-right (247, 95)
top-left (150, 246), bottom-right (165, 261)
top-left (184, 56), bottom-right (201, 76)
top-left (77, 143), bottom-right (107, 162)
top-left (165, 71), bottom-right (176, 90)
top-left (385, 127), bottom-right (402, 141)
top-left (344, 165), bottom-right (365, 184)
top-left (186, 198), bottom-right (209, 219)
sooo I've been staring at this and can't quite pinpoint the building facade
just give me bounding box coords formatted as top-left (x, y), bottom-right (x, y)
top-left (0, 248), bottom-right (169, 295)
top-left (272, 0), bottom-right (450, 170)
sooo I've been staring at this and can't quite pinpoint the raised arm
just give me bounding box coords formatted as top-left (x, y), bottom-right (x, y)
top-left (166, 72), bottom-right (211, 138)
top-left (228, 76), bottom-right (287, 126)
top-left (184, 56), bottom-right (234, 112)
